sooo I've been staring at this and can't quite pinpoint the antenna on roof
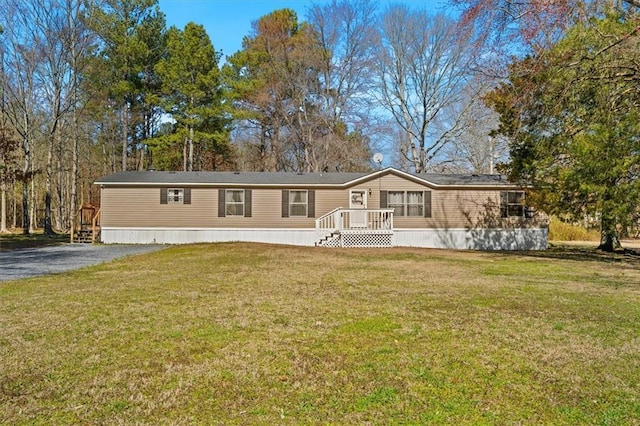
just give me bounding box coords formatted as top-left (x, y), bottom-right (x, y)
top-left (373, 153), bottom-right (383, 169)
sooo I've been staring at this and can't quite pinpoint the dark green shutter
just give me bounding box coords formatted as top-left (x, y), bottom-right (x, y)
top-left (218, 189), bottom-right (226, 217)
top-left (183, 188), bottom-right (191, 205)
top-left (380, 190), bottom-right (387, 208)
top-left (244, 189), bottom-right (252, 217)
top-left (424, 191), bottom-right (431, 218)
top-left (160, 188), bottom-right (168, 204)
top-left (307, 190), bottom-right (315, 218)
top-left (282, 190), bottom-right (289, 217)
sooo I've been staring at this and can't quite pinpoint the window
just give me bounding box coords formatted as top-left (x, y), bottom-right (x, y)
top-left (167, 188), bottom-right (183, 204)
top-left (384, 190), bottom-right (430, 217)
top-left (160, 188), bottom-right (191, 205)
top-left (289, 190), bottom-right (308, 217)
top-left (388, 191), bottom-right (405, 216)
top-left (218, 189), bottom-right (251, 217)
top-left (407, 191), bottom-right (424, 217)
top-left (226, 189), bottom-right (245, 217)
top-left (500, 191), bottom-right (529, 218)
top-left (282, 190), bottom-right (315, 218)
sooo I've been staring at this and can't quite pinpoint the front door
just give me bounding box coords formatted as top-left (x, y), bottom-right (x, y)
top-left (349, 190), bottom-right (367, 227)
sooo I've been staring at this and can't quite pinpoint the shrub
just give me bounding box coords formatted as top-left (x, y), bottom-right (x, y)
top-left (548, 216), bottom-right (600, 241)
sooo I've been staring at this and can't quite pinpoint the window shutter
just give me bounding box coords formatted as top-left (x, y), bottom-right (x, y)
top-left (218, 189), bottom-right (226, 217)
top-left (380, 190), bottom-right (387, 208)
top-left (307, 190), bottom-right (315, 218)
top-left (160, 188), bottom-right (168, 204)
top-left (183, 188), bottom-right (191, 205)
top-left (500, 191), bottom-right (508, 218)
top-left (424, 191), bottom-right (431, 218)
top-left (281, 190), bottom-right (289, 217)
top-left (244, 189), bottom-right (252, 217)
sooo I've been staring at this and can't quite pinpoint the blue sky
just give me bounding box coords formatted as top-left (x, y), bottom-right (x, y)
top-left (157, 0), bottom-right (450, 60)
top-left (157, 0), bottom-right (333, 59)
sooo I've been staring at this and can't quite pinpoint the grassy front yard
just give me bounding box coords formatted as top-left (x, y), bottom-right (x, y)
top-left (1, 243), bottom-right (639, 424)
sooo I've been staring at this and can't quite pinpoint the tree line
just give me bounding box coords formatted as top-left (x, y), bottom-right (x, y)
top-left (0, 0), bottom-right (638, 250)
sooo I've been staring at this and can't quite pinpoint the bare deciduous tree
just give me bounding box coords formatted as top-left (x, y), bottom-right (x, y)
top-left (444, 96), bottom-right (509, 173)
top-left (27, 0), bottom-right (75, 235)
top-left (375, 6), bottom-right (479, 173)
top-left (307, 0), bottom-right (378, 170)
top-left (1, 0), bottom-right (45, 234)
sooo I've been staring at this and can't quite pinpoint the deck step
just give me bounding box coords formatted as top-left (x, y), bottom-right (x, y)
top-left (316, 231), bottom-right (341, 247)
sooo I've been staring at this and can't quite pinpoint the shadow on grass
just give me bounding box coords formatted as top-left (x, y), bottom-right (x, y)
top-left (0, 232), bottom-right (70, 252)
top-left (507, 242), bottom-right (640, 268)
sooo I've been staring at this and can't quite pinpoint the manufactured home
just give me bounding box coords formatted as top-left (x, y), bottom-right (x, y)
top-left (93, 167), bottom-right (548, 250)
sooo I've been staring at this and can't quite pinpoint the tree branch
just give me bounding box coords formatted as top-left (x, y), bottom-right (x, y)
top-left (623, 0), bottom-right (640, 8)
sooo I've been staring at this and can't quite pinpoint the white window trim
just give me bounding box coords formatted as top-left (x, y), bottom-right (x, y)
top-left (388, 190), bottom-right (424, 217)
top-left (167, 188), bottom-right (184, 204)
top-left (226, 189), bottom-right (245, 217)
top-left (501, 191), bottom-right (527, 218)
top-left (289, 190), bottom-right (308, 217)
top-left (388, 191), bottom-right (405, 216)
top-left (406, 191), bottom-right (424, 217)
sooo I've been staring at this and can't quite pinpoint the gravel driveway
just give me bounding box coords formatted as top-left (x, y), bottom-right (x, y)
top-left (0, 244), bottom-right (166, 282)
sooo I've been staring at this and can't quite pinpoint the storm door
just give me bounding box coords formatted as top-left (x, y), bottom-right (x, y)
top-left (349, 190), bottom-right (367, 228)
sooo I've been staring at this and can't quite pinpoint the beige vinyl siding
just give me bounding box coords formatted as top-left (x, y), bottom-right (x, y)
top-left (315, 186), bottom-right (371, 214)
top-left (380, 175), bottom-right (437, 228)
top-left (100, 176), bottom-right (544, 230)
top-left (432, 189), bottom-right (546, 229)
top-left (101, 187), bottom-right (216, 228)
top-left (102, 186), bottom-right (340, 229)
top-left (431, 189), bottom-right (498, 229)
top-left (374, 175), bottom-right (544, 229)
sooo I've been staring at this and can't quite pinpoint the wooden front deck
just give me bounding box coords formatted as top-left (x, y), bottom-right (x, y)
top-left (72, 205), bottom-right (101, 243)
top-left (315, 208), bottom-right (394, 247)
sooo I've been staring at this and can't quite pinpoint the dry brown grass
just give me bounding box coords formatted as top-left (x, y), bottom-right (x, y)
top-left (0, 231), bottom-right (69, 251)
top-left (1, 243), bottom-right (639, 424)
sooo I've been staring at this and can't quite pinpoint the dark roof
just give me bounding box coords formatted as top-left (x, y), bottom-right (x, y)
top-left (96, 170), bottom-right (368, 185)
top-left (94, 168), bottom-right (519, 188)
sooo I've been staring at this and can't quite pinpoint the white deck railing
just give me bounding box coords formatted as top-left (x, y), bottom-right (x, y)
top-left (315, 208), bottom-right (394, 243)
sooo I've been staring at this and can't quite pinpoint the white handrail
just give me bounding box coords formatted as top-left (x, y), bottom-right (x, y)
top-left (315, 207), bottom-right (344, 241)
top-left (315, 208), bottom-right (394, 243)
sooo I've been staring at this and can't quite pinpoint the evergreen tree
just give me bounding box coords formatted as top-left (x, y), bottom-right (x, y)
top-left (487, 11), bottom-right (640, 251)
top-left (87, 0), bottom-right (166, 171)
top-left (153, 22), bottom-right (231, 171)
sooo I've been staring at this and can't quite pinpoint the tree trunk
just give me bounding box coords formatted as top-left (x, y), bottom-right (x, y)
top-left (1, 182), bottom-right (7, 233)
top-left (22, 180), bottom-right (29, 234)
top-left (22, 134), bottom-right (30, 235)
top-left (188, 126), bottom-right (194, 172)
top-left (12, 178), bottom-right (17, 229)
top-left (70, 97), bottom-right (78, 243)
top-left (122, 104), bottom-right (128, 171)
top-left (29, 177), bottom-right (36, 233)
top-left (597, 208), bottom-right (620, 252)
top-left (55, 147), bottom-right (64, 231)
top-left (44, 131), bottom-right (55, 235)
top-left (183, 135), bottom-right (188, 171)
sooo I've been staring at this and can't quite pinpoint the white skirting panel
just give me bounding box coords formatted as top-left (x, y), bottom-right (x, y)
top-left (101, 227), bottom-right (548, 250)
top-left (101, 227), bottom-right (317, 246)
top-left (393, 228), bottom-right (548, 250)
